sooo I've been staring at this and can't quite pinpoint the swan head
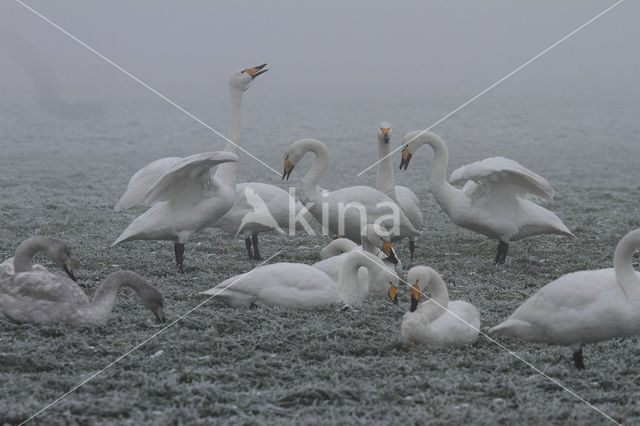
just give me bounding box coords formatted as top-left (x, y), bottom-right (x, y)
top-left (399, 130), bottom-right (444, 170)
top-left (229, 64), bottom-right (268, 92)
top-left (139, 284), bottom-right (166, 323)
top-left (45, 238), bottom-right (77, 282)
top-left (361, 224), bottom-right (399, 265)
top-left (282, 143), bottom-right (302, 180)
top-left (406, 266), bottom-right (436, 312)
top-left (377, 122), bottom-right (391, 144)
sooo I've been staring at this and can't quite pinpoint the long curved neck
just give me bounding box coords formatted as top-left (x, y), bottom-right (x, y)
top-left (338, 252), bottom-right (378, 305)
top-left (297, 139), bottom-right (330, 202)
top-left (13, 237), bottom-right (50, 273)
top-left (214, 87), bottom-right (244, 186)
top-left (613, 229), bottom-right (640, 299)
top-left (422, 135), bottom-right (456, 200)
top-left (417, 269), bottom-right (449, 321)
top-left (88, 271), bottom-right (148, 323)
top-left (377, 138), bottom-right (397, 201)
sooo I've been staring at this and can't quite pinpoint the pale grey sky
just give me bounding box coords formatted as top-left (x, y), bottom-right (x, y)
top-left (0, 0), bottom-right (638, 106)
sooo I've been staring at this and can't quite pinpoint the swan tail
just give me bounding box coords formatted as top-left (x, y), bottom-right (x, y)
top-left (489, 318), bottom-right (533, 338)
top-left (199, 286), bottom-right (255, 307)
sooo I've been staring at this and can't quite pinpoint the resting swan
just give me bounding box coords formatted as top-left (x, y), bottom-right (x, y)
top-left (313, 225), bottom-right (401, 299)
top-left (490, 228), bottom-right (640, 369)
top-left (401, 266), bottom-right (480, 348)
top-left (113, 64), bottom-right (268, 270)
top-left (200, 250), bottom-right (399, 309)
top-left (0, 236), bottom-right (76, 281)
top-left (376, 123), bottom-right (423, 260)
top-left (112, 151), bottom-right (238, 272)
top-left (0, 270), bottom-right (165, 325)
top-left (399, 131), bottom-right (573, 263)
top-left (282, 138), bottom-right (420, 244)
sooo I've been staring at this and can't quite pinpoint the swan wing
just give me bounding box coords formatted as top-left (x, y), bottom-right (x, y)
top-left (1, 272), bottom-right (89, 305)
top-left (450, 157), bottom-right (554, 200)
top-left (114, 156), bottom-right (183, 211)
top-left (144, 151), bottom-right (238, 205)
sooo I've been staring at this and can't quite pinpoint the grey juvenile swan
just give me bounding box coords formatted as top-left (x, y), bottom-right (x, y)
top-left (0, 236), bottom-right (76, 281)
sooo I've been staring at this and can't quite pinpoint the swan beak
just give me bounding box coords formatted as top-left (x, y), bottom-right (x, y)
top-left (283, 157), bottom-right (294, 180)
top-left (245, 63), bottom-right (268, 79)
top-left (388, 285), bottom-right (398, 304)
top-left (154, 306), bottom-right (166, 323)
top-left (63, 259), bottom-right (77, 282)
top-left (409, 283), bottom-right (420, 312)
top-left (399, 148), bottom-right (412, 170)
top-left (381, 242), bottom-right (399, 265)
top-left (381, 128), bottom-right (390, 143)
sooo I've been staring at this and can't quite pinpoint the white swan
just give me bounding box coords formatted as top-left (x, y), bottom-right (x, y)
top-left (319, 238), bottom-right (358, 260)
top-left (376, 123), bottom-right (423, 259)
top-left (490, 228), bottom-right (640, 369)
top-left (114, 65), bottom-right (268, 270)
top-left (0, 270), bottom-right (165, 325)
top-left (399, 131), bottom-right (573, 263)
top-left (112, 151), bottom-right (238, 272)
top-left (200, 250), bottom-right (399, 309)
top-left (0, 236), bottom-right (76, 281)
top-left (401, 266), bottom-right (480, 348)
top-left (313, 224), bottom-right (402, 299)
top-left (282, 138), bottom-right (420, 244)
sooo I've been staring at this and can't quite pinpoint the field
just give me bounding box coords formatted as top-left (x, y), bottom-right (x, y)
top-left (1, 93), bottom-right (639, 425)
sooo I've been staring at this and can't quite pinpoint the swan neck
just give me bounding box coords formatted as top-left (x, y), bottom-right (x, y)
top-left (214, 86), bottom-right (244, 186)
top-left (377, 139), bottom-right (397, 200)
top-left (421, 136), bottom-right (457, 202)
top-left (298, 140), bottom-right (329, 201)
top-left (613, 229), bottom-right (640, 298)
top-left (416, 269), bottom-right (449, 321)
top-left (338, 252), bottom-right (375, 305)
top-left (89, 271), bottom-right (149, 323)
top-left (13, 237), bottom-right (49, 273)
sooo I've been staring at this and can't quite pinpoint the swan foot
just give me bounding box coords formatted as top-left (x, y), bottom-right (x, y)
top-left (251, 234), bottom-right (262, 261)
top-left (572, 347), bottom-right (585, 370)
top-left (174, 243), bottom-right (186, 274)
top-left (245, 237), bottom-right (254, 260)
top-left (494, 242), bottom-right (509, 264)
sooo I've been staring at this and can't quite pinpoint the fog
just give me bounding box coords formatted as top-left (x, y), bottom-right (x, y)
top-left (1, 0), bottom-right (638, 108)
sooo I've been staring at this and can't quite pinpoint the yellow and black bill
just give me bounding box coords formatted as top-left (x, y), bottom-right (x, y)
top-left (399, 147), bottom-right (412, 170)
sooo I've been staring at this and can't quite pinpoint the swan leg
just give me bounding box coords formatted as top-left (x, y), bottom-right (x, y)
top-left (495, 242), bottom-right (508, 264)
top-left (572, 346), bottom-right (585, 370)
top-left (252, 234), bottom-right (262, 261)
top-left (174, 243), bottom-right (185, 274)
top-left (409, 239), bottom-right (415, 261)
top-left (245, 237), bottom-right (254, 260)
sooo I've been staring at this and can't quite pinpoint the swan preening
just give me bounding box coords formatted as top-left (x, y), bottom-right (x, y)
top-left (283, 138), bottom-right (420, 244)
top-left (319, 237), bottom-right (359, 260)
top-left (201, 250), bottom-right (399, 309)
top-left (376, 123), bottom-right (423, 259)
top-left (399, 130), bottom-right (573, 263)
top-left (0, 236), bottom-right (76, 282)
top-left (114, 64), bottom-right (270, 270)
top-left (490, 228), bottom-right (640, 369)
top-left (0, 270), bottom-right (165, 325)
top-left (401, 266), bottom-right (480, 348)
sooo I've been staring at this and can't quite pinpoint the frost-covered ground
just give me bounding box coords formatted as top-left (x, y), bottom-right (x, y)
top-left (1, 93), bottom-right (639, 424)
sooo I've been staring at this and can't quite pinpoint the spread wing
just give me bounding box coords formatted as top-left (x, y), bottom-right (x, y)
top-left (450, 157), bottom-right (554, 200)
top-left (114, 156), bottom-right (183, 210)
top-left (143, 151), bottom-right (238, 205)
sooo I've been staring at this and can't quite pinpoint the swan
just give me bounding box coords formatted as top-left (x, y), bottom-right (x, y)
top-left (401, 266), bottom-right (480, 348)
top-left (114, 64), bottom-right (268, 270)
top-left (376, 123), bottom-right (423, 260)
top-left (313, 224), bottom-right (402, 299)
top-left (319, 237), bottom-right (358, 260)
top-left (112, 151), bottom-right (238, 272)
top-left (200, 250), bottom-right (399, 309)
top-left (490, 228), bottom-right (640, 369)
top-left (0, 236), bottom-right (76, 281)
top-left (282, 138), bottom-right (420, 244)
top-left (398, 131), bottom-right (573, 263)
top-left (0, 270), bottom-right (165, 325)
